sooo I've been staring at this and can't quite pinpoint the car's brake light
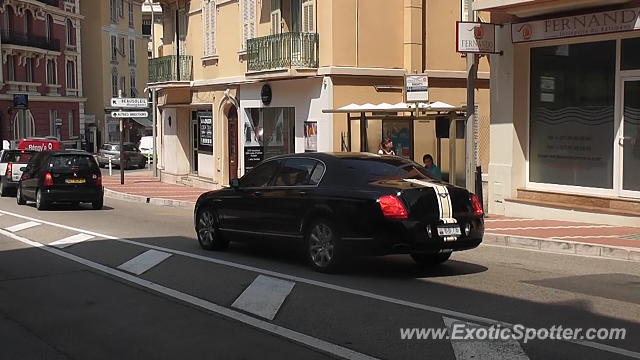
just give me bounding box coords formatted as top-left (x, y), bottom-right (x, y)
top-left (378, 194), bottom-right (408, 219)
top-left (470, 193), bottom-right (483, 216)
top-left (43, 172), bottom-right (54, 186)
top-left (93, 174), bottom-right (102, 186)
top-left (5, 162), bottom-right (12, 178)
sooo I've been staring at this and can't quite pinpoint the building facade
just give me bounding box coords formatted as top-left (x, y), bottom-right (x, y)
top-left (477, 0), bottom-right (640, 224)
top-left (142, 0), bottom-right (162, 59)
top-left (0, 0), bottom-right (85, 149)
top-left (150, 0), bottom-right (490, 190)
top-left (81, 0), bottom-right (150, 151)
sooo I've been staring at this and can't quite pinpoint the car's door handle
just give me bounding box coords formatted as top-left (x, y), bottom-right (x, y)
top-left (253, 191), bottom-right (263, 197)
top-left (299, 191), bottom-right (307, 197)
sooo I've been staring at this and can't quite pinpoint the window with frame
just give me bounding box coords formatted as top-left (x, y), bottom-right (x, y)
top-left (129, 39), bottom-right (136, 64)
top-left (46, 59), bottom-right (57, 85)
top-left (202, 0), bottom-right (216, 57)
top-left (49, 110), bottom-right (58, 137)
top-left (241, 0), bottom-right (255, 51)
top-left (120, 76), bottom-right (126, 95)
top-left (68, 111), bottom-right (74, 137)
top-left (130, 72), bottom-right (136, 97)
top-left (66, 19), bottom-right (74, 46)
top-left (66, 61), bottom-right (76, 89)
top-left (302, 0), bottom-right (314, 33)
top-left (119, 37), bottom-right (125, 56)
top-left (111, 36), bottom-right (117, 61)
top-left (7, 55), bottom-right (15, 82)
top-left (46, 15), bottom-right (53, 42)
top-left (26, 58), bottom-right (34, 83)
top-left (111, 70), bottom-right (118, 97)
top-left (118, 0), bottom-right (124, 18)
top-left (128, 2), bottom-right (134, 28)
top-left (110, 0), bottom-right (118, 22)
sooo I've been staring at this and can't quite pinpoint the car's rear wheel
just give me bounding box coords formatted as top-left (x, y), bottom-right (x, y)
top-left (306, 219), bottom-right (345, 273)
top-left (0, 180), bottom-right (6, 197)
top-left (92, 198), bottom-right (103, 210)
top-left (410, 251), bottom-right (452, 266)
top-left (36, 189), bottom-right (48, 211)
top-left (16, 185), bottom-right (26, 205)
top-left (196, 207), bottom-right (228, 250)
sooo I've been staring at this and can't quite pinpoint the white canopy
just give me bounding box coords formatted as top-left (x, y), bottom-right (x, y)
top-left (323, 101), bottom-right (464, 114)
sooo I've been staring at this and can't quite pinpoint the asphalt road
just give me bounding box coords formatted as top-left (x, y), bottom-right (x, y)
top-left (0, 195), bottom-right (639, 360)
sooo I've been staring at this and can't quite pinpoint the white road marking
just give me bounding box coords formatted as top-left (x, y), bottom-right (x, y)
top-left (232, 275), bottom-right (295, 320)
top-left (484, 218), bottom-right (534, 222)
top-left (117, 249), bottom-right (172, 275)
top-left (443, 317), bottom-right (529, 360)
top-left (5, 221), bottom-right (41, 232)
top-left (552, 235), bottom-right (629, 240)
top-left (0, 209), bottom-right (639, 359)
top-left (488, 225), bottom-right (617, 231)
top-left (48, 233), bottom-right (95, 248)
top-left (0, 228), bottom-right (379, 360)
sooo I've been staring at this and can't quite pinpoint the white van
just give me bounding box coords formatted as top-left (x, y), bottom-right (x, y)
top-left (139, 136), bottom-right (153, 161)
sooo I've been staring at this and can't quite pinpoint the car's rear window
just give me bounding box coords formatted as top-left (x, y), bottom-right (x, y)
top-left (49, 155), bottom-right (97, 170)
top-left (1, 151), bottom-right (34, 163)
top-left (101, 144), bottom-right (118, 151)
top-left (341, 158), bottom-right (434, 182)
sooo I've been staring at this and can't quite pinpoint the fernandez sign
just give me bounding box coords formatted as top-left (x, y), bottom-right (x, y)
top-left (512, 8), bottom-right (640, 43)
top-left (457, 22), bottom-right (498, 54)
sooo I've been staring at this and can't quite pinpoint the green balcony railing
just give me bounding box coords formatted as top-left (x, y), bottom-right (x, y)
top-left (149, 55), bottom-right (193, 83)
top-left (247, 32), bottom-right (319, 72)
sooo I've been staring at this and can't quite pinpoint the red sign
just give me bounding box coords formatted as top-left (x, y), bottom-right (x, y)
top-left (17, 138), bottom-right (62, 151)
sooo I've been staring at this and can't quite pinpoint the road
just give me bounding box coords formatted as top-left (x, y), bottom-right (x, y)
top-left (0, 195), bottom-right (639, 360)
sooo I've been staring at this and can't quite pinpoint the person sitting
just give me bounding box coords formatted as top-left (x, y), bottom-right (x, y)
top-left (423, 154), bottom-right (442, 180)
top-left (378, 138), bottom-right (396, 155)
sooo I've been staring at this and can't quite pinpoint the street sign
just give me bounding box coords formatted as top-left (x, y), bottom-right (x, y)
top-left (111, 111), bottom-right (149, 118)
top-left (405, 74), bottom-right (429, 103)
top-left (456, 22), bottom-right (499, 54)
top-left (110, 97), bottom-right (149, 108)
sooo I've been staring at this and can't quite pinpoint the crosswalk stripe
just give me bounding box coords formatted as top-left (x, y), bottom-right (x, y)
top-left (117, 249), bottom-right (172, 275)
top-left (443, 317), bottom-right (529, 360)
top-left (232, 275), bottom-right (295, 320)
top-left (48, 233), bottom-right (95, 248)
top-left (5, 221), bottom-right (41, 232)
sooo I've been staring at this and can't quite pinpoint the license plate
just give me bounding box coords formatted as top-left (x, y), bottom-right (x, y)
top-left (437, 225), bottom-right (461, 237)
top-left (65, 178), bottom-right (86, 184)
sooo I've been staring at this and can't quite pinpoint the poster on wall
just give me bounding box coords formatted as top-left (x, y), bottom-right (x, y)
top-left (244, 146), bottom-right (264, 172)
top-left (198, 112), bottom-right (213, 153)
top-left (304, 121), bottom-right (318, 152)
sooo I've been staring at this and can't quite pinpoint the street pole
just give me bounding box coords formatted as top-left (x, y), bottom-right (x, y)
top-left (465, 0), bottom-right (481, 200)
top-left (119, 90), bottom-right (125, 185)
top-left (149, 0), bottom-right (158, 177)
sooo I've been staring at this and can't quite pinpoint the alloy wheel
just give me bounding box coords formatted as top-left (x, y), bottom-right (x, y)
top-left (309, 223), bottom-right (335, 268)
top-left (197, 208), bottom-right (228, 250)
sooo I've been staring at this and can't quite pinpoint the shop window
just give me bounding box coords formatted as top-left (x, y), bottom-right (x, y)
top-left (529, 40), bottom-right (615, 188)
top-left (244, 107), bottom-right (295, 162)
top-left (621, 37), bottom-right (640, 71)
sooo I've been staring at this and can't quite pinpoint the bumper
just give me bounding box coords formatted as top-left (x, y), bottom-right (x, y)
top-left (42, 186), bottom-right (104, 203)
top-left (342, 218), bottom-right (484, 255)
top-left (1, 178), bottom-right (18, 191)
top-left (97, 156), bottom-right (120, 165)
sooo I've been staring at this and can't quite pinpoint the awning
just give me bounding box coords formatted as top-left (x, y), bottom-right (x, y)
top-left (323, 101), bottom-right (465, 114)
top-left (131, 117), bottom-right (153, 128)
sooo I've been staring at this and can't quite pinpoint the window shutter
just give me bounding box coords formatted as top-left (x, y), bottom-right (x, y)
top-left (302, 0), bottom-right (313, 33)
top-left (242, 0), bottom-right (256, 50)
top-left (203, 1), bottom-right (216, 57)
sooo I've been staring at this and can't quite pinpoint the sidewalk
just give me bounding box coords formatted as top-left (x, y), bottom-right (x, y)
top-left (101, 173), bottom-right (640, 261)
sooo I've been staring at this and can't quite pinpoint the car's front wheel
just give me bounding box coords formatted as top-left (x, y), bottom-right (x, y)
top-left (410, 251), bottom-right (452, 266)
top-left (306, 219), bottom-right (346, 273)
top-left (16, 185), bottom-right (26, 205)
top-left (196, 207), bottom-right (228, 250)
top-left (36, 189), bottom-right (48, 211)
top-left (0, 179), bottom-right (6, 197)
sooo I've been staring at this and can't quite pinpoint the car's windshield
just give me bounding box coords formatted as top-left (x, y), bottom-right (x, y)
top-left (1, 151), bottom-right (34, 163)
top-left (101, 144), bottom-right (119, 151)
top-left (341, 158), bottom-right (434, 182)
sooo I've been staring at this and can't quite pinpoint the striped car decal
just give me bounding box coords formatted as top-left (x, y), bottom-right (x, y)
top-left (403, 179), bottom-right (458, 241)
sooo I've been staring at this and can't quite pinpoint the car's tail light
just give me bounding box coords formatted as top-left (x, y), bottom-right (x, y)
top-left (93, 174), bottom-right (102, 186)
top-left (470, 193), bottom-right (483, 216)
top-left (43, 172), bottom-right (54, 186)
top-left (5, 162), bottom-right (12, 178)
top-left (378, 194), bottom-right (408, 219)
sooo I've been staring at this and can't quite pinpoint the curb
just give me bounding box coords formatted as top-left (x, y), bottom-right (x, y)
top-left (483, 233), bottom-right (640, 262)
top-left (104, 188), bottom-right (195, 209)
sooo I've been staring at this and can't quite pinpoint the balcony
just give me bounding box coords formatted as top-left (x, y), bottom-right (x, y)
top-left (1, 30), bottom-right (60, 52)
top-left (36, 0), bottom-right (59, 6)
top-left (247, 32), bottom-right (319, 72)
top-left (148, 55), bottom-right (193, 83)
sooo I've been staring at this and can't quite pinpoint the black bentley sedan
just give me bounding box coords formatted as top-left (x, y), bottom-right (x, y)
top-left (17, 150), bottom-right (104, 210)
top-left (194, 153), bottom-right (484, 272)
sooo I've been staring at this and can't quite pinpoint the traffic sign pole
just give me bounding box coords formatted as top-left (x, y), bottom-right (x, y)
top-left (118, 91), bottom-right (125, 185)
top-left (110, 95), bottom-right (148, 185)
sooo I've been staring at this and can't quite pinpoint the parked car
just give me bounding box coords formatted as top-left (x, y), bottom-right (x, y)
top-left (17, 150), bottom-right (104, 210)
top-left (194, 152), bottom-right (484, 272)
top-left (138, 136), bottom-right (153, 161)
top-left (0, 149), bottom-right (36, 196)
top-left (96, 142), bottom-right (147, 169)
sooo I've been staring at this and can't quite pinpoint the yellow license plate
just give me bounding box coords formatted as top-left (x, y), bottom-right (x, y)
top-left (65, 178), bottom-right (86, 184)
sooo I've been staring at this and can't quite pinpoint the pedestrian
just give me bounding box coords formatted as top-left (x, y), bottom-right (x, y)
top-left (422, 154), bottom-right (442, 180)
top-left (378, 138), bottom-right (395, 155)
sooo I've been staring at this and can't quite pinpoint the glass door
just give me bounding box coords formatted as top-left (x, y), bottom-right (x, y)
top-left (620, 79), bottom-right (640, 197)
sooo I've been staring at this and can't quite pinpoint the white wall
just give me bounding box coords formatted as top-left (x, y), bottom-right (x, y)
top-left (161, 107), bottom-right (190, 176)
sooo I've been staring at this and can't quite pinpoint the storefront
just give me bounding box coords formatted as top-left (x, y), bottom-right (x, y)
top-left (482, 2), bottom-right (640, 221)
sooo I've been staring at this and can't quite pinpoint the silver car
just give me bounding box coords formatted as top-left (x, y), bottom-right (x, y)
top-left (96, 143), bottom-right (147, 169)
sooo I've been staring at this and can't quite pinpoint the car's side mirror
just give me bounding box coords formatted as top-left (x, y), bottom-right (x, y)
top-left (230, 178), bottom-right (240, 189)
top-left (20, 167), bottom-right (27, 172)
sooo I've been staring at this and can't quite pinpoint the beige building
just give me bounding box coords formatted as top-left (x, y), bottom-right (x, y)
top-left (150, 0), bottom-right (490, 190)
top-left (477, 0), bottom-right (640, 225)
top-left (142, 0), bottom-right (163, 58)
top-left (82, 0), bottom-right (150, 149)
